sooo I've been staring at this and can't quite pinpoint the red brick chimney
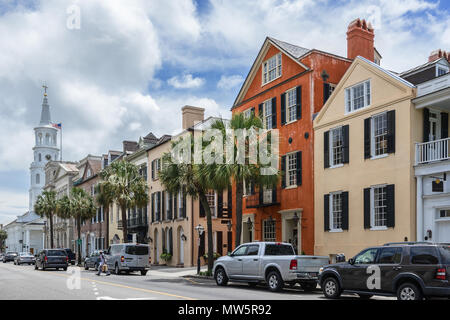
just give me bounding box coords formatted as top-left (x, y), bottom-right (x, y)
top-left (428, 49), bottom-right (449, 62)
top-left (347, 18), bottom-right (375, 62)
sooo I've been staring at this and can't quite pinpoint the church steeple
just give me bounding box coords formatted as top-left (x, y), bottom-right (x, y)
top-left (39, 85), bottom-right (51, 126)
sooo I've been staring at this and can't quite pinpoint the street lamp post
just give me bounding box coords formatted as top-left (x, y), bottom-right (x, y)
top-left (195, 224), bottom-right (204, 275)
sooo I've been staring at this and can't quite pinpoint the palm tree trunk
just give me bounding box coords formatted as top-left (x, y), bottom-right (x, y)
top-left (49, 213), bottom-right (54, 249)
top-left (121, 204), bottom-right (128, 243)
top-left (99, 207), bottom-right (102, 248)
top-left (77, 216), bottom-right (82, 265)
top-left (105, 205), bottom-right (110, 249)
top-left (235, 181), bottom-right (244, 248)
top-left (199, 193), bottom-right (214, 274)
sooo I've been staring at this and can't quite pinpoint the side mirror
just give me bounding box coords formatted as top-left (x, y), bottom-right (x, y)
top-left (348, 258), bottom-right (355, 265)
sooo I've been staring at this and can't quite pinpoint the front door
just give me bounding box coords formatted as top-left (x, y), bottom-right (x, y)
top-left (429, 110), bottom-right (441, 142)
top-left (436, 209), bottom-right (450, 243)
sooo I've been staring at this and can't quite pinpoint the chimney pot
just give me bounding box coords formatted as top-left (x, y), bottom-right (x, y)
top-left (428, 49), bottom-right (445, 62)
top-left (347, 18), bottom-right (375, 62)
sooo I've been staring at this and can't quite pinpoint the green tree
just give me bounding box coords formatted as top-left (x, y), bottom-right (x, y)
top-left (34, 191), bottom-right (58, 249)
top-left (0, 229), bottom-right (7, 251)
top-left (58, 187), bottom-right (97, 265)
top-left (95, 182), bottom-right (115, 250)
top-left (99, 160), bottom-right (148, 243)
top-left (210, 113), bottom-right (280, 248)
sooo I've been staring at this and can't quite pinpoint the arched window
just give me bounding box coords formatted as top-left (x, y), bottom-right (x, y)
top-left (38, 153), bottom-right (42, 162)
top-left (36, 174), bottom-right (40, 184)
top-left (53, 134), bottom-right (57, 146)
top-left (45, 134), bottom-right (50, 144)
top-left (38, 133), bottom-right (42, 144)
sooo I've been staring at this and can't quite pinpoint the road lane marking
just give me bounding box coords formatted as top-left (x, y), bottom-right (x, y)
top-left (50, 272), bottom-right (197, 300)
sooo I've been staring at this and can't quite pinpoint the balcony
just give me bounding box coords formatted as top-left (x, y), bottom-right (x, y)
top-left (246, 187), bottom-right (280, 208)
top-left (414, 73), bottom-right (450, 110)
top-left (127, 215), bottom-right (148, 228)
top-left (415, 137), bottom-right (450, 165)
top-left (417, 73), bottom-right (450, 98)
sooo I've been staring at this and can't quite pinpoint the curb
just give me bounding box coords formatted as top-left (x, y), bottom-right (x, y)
top-left (182, 275), bottom-right (214, 280)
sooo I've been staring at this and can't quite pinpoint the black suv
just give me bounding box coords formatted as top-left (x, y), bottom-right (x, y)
top-left (318, 243), bottom-right (450, 300)
top-left (64, 248), bottom-right (76, 265)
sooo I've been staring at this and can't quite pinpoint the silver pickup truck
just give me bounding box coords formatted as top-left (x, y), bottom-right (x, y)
top-left (213, 242), bottom-right (329, 292)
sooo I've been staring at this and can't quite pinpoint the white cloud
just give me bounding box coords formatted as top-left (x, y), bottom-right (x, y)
top-left (217, 75), bottom-right (244, 90)
top-left (0, 189), bottom-right (28, 225)
top-left (168, 74), bottom-right (205, 89)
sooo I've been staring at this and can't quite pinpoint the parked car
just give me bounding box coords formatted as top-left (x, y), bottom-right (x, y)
top-left (84, 250), bottom-right (102, 270)
top-left (14, 252), bottom-right (35, 265)
top-left (213, 242), bottom-right (329, 292)
top-left (63, 248), bottom-right (76, 265)
top-left (104, 243), bottom-right (150, 275)
top-left (318, 242), bottom-right (450, 300)
top-left (2, 251), bottom-right (18, 263)
top-left (34, 249), bottom-right (69, 271)
top-left (0, 253), bottom-right (4, 261)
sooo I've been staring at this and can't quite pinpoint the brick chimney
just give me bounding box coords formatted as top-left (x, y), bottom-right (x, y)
top-left (123, 140), bottom-right (139, 153)
top-left (428, 49), bottom-right (449, 62)
top-left (182, 105), bottom-right (204, 130)
top-left (347, 18), bottom-right (375, 62)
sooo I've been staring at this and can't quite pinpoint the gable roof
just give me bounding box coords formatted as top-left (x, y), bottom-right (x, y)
top-left (232, 37), bottom-right (311, 108)
top-left (314, 56), bottom-right (415, 125)
top-left (399, 57), bottom-right (450, 78)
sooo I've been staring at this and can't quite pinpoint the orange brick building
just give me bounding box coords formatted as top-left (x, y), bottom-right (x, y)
top-left (230, 19), bottom-right (377, 255)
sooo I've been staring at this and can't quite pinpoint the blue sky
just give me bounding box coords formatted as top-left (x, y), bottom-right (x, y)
top-left (0, 0), bottom-right (449, 225)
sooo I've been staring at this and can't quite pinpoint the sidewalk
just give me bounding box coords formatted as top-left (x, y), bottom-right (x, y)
top-left (148, 265), bottom-right (208, 278)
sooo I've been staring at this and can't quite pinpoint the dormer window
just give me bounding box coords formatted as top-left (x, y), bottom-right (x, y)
top-left (437, 66), bottom-right (449, 77)
top-left (262, 53), bottom-right (282, 85)
top-left (345, 80), bottom-right (371, 113)
top-left (87, 169), bottom-right (92, 178)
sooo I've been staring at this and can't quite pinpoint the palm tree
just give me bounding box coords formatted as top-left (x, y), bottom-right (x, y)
top-left (99, 160), bottom-right (148, 243)
top-left (159, 136), bottom-right (218, 274)
top-left (210, 113), bottom-right (280, 248)
top-left (58, 187), bottom-right (97, 265)
top-left (95, 182), bottom-right (115, 250)
top-left (35, 191), bottom-right (58, 248)
top-left (0, 230), bottom-right (7, 252)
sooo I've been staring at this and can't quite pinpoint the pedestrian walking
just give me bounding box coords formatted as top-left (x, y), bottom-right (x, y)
top-left (96, 251), bottom-right (110, 276)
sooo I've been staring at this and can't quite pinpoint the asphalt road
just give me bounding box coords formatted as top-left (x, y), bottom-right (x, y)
top-left (0, 262), bottom-right (395, 300)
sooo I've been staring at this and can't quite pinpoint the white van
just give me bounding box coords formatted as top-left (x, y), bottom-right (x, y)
top-left (105, 243), bottom-right (150, 275)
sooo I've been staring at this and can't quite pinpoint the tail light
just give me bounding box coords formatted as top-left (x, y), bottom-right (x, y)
top-left (44, 256), bottom-right (48, 262)
top-left (148, 257), bottom-right (151, 264)
top-left (289, 259), bottom-right (298, 270)
top-left (121, 256), bottom-right (124, 263)
top-left (436, 268), bottom-right (447, 280)
top-left (66, 256), bottom-right (69, 262)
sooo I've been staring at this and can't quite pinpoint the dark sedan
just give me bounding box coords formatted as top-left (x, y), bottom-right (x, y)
top-left (84, 250), bottom-right (102, 270)
top-left (14, 252), bottom-right (35, 265)
top-left (34, 249), bottom-right (68, 271)
top-left (2, 252), bottom-right (18, 263)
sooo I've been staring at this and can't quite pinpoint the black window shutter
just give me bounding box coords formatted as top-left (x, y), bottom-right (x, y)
top-left (324, 131), bottom-right (330, 168)
top-left (441, 112), bottom-right (448, 139)
top-left (386, 184), bottom-right (395, 228)
top-left (227, 185), bottom-right (232, 218)
top-left (199, 233), bottom-right (205, 256)
top-left (423, 108), bottom-right (430, 142)
top-left (173, 192), bottom-right (178, 219)
top-left (217, 231), bottom-right (223, 256)
top-left (168, 192), bottom-right (173, 220)
top-left (342, 191), bottom-right (349, 230)
top-left (151, 160), bottom-right (155, 180)
top-left (161, 191), bottom-right (165, 220)
top-left (272, 187), bottom-right (277, 203)
top-left (199, 199), bottom-right (205, 217)
top-left (157, 192), bottom-right (161, 221)
top-left (182, 190), bottom-right (186, 218)
top-left (271, 97), bottom-right (277, 129)
top-left (364, 118), bottom-right (371, 159)
top-left (218, 192), bottom-right (223, 218)
top-left (259, 186), bottom-right (264, 205)
top-left (387, 110), bottom-right (396, 154)
top-left (250, 183), bottom-right (255, 195)
top-left (169, 228), bottom-right (173, 255)
top-left (281, 93), bottom-right (286, 125)
top-left (258, 103), bottom-right (263, 118)
top-left (296, 151), bottom-right (302, 186)
top-left (324, 194), bottom-right (330, 231)
top-left (364, 188), bottom-right (371, 229)
top-left (151, 193), bottom-right (155, 222)
top-left (323, 83), bottom-right (331, 105)
top-left (281, 155), bottom-right (286, 188)
top-left (250, 107), bottom-right (255, 116)
top-left (296, 86), bottom-right (302, 120)
top-left (343, 125), bottom-right (350, 163)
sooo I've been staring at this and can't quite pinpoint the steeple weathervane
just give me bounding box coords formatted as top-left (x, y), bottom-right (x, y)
top-left (42, 83), bottom-right (48, 96)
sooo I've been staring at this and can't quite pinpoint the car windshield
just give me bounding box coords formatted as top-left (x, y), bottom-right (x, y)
top-left (125, 246), bottom-right (148, 255)
top-left (47, 250), bottom-right (66, 256)
top-left (264, 244), bottom-right (295, 256)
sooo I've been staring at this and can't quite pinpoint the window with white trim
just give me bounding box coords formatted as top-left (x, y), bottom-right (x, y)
top-left (286, 88), bottom-right (297, 122)
top-left (243, 108), bottom-right (252, 119)
top-left (437, 66), bottom-right (449, 77)
top-left (372, 185), bottom-right (387, 228)
top-left (329, 192), bottom-right (343, 231)
top-left (262, 187), bottom-right (273, 204)
top-left (286, 153), bottom-right (297, 187)
top-left (263, 219), bottom-right (276, 242)
top-left (262, 53), bottom-right (282, 85)
top-left (439, 210), bottom-right (450, 219)
top-left (263, 100), bottom-right (273, 129)
top-left (330, 127), bottom-right (343, 166)
top-left (372, 113), bottom-right (388, 157)
top-left (345, 80), bottom-right (370, 113)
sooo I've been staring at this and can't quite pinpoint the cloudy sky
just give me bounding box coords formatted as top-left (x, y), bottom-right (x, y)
top-left (0, 0), bottom-right (449, 225)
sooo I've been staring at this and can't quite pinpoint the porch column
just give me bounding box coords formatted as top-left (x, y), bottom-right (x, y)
top-left (416, 175), bottom-right (424, 241)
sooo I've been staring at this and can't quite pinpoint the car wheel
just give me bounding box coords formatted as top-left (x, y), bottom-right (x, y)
top-left (56, 268), bottom-right (59, 271)
top-left (214, 267), bottom-right (228, 286)
top-left (266, 271), bottom-right (284, 292)
top-left (322, 277), bottom-right (341, 299)
top-left (63, 267), bottom-right (67, 271)
top-left (358, 294), bottom-right (373, 299)
top-left (115, 264), bottom-right (120, 275)
top-left (397, 283), bottom-right (423, 301)
top-left (301, 282), bottom-right (317, 292)
top-left (141, 270), bottom-right (147, 276)
top-left (84, 263), bottom-right (89, 270)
